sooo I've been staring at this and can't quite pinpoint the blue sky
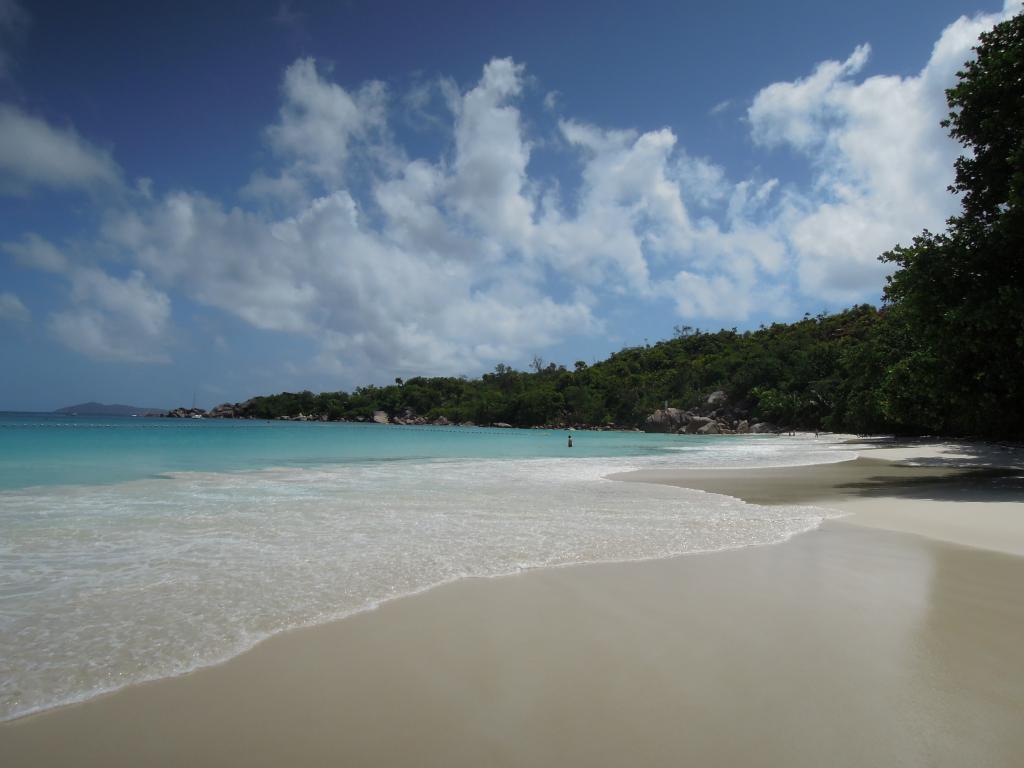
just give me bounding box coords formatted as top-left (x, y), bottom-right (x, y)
top-left (0, 0), bottom-right (1019, 410)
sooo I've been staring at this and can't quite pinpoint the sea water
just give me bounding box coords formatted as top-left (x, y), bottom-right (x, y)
top-left (0, 414), bottom-right (854, 721)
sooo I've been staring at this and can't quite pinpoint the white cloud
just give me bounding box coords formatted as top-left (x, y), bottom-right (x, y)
top-left (10, 1), bottom-right (1019, 381)
top-left (3, 232), bottom-right (69, 272)
top-left (749, 44), bottom-right (871, 151)
top-left (401, 79), bottom-right (451, 133)
top-left (709, 99), bottom-right (732, 116)
top-left (92, 44), bottom-right (929, 381)
top-left (0, 104), bottom-right (121, 194)
top-left (671, 270), bottom-right (751, 320)
top-left (86, 58), bottom-right (624, 380)
top-left (747, 3), bottom-right (1020, 302)
top-left (103, 179), bottom-right (597, 379)
top-left (105, 190), bottom-right (321, 333)
top-left (264, 57), bottom-right (389, 186)
top-left (50, 267), bottom-right (171, 363)
top-left (672, 152), bottom-right (730, 208)
top-left (0, 290), bottom-right (29, 322)
top-left (3, 234), bottom-right (171, 361)
top-left (535, 120), bottom-right (788, 323)
top-left (235, 55), bottom-right (801, 348)
top-left (536, 121), bottom-right (682, 291)
top-left (448, 58), bottom-right (535, 247)
top-left (374, 159), bottom-right (483, 262)
top-left (238, 169), bottom-right (307, 205)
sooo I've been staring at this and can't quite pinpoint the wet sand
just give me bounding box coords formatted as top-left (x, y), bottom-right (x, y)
top-left (3, 443), bottom-right (1024, 767)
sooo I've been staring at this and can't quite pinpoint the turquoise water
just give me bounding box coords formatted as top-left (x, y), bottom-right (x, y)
top-left (0, 413), bottom-right (708, 490)
top-left (0, 412), bottom-right (854, 721)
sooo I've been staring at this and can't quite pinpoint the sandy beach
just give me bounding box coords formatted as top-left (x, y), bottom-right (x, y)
top-left (3, 438), bottom-right (1023, 767)
top-left (613, 437), bottom-right (1024, 556)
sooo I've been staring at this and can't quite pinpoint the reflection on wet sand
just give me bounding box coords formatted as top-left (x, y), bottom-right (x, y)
top-left (3, 522), bottom-right (1022, 767)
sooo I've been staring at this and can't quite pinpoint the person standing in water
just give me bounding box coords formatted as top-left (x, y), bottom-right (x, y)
top-left (567, 433), bottom-right (573, 448)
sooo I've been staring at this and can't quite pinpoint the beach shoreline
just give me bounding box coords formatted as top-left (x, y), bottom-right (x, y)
top-left (611, 437), bottom-right (1024, 556)
top-left (3, 438), bottom-right (1023, 766)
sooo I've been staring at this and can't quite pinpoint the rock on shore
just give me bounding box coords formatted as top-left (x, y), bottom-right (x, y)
top-left (642, 390), bottom-right (778, 436)
top-left (160, 392), bottom-right (781, 435)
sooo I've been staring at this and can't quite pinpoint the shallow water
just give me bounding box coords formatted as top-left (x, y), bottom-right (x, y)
top-left (0, 415), bottom-right (854, 720)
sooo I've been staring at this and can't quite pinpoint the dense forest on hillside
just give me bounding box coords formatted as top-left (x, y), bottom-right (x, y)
top-left (238, 305), bottom-right (890, 433)
top-left (208, 13), bottom-right (1024, 440)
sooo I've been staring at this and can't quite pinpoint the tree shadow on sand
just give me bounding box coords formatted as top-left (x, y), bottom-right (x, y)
top-left (834, 466), bottom-right (1024, 504)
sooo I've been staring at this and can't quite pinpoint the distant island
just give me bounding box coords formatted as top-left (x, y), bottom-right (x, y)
top-left (55, 402), bottom-right (168, 417)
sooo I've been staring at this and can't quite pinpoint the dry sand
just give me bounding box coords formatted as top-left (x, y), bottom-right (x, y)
top-left (3, 439), bottom-right (1023, 767)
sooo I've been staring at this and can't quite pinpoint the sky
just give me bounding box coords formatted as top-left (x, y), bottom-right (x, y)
top-left (0, 0), bottom-right (1020, 410)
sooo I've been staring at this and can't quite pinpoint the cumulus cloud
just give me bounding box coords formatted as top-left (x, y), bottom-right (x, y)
top-left (2, 232), bottom-right (69, 272)
top-left (448, 58), bottom-right (535, 247)
top-left (749, 44), bottom-right (871, 150)
top-left (0, 104), bottom-right (121, 194)
top-left (4, 234), bottom-right (171, 361)
top-left (50, 267), bottom-right (171, 363)
top-left (9, 2), bottom-right (1019, 380)
top-left (93, 58), bottom-right (607, 380)
top-left (537, 121), bottom-right (679, 290)
top-left (747, 2), bottom-right (1022, 302)
top-left (673, 152), bottom-right (730, 207)
top-left (102, 181), bottom-right (597, 378)
top-left (0, 290), bottom-right (29, 322)
top-left (532, 118), bottom-right (790, 320)
top-left (104, 191), bottom-right (321, 333)
top-left (264, 57), bottom-right (389, 186)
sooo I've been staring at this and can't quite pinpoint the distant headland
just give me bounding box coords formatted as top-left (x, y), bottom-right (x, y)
top-left (55, 402), bottom-right (168, 417)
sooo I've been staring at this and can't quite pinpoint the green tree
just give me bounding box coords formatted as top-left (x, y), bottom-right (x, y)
top-left (879, 12), bottom-right (1024, 437)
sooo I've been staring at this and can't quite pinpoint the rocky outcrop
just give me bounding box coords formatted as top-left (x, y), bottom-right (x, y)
top-left (644, 408), bottom-right (692, 433)
top-left (165, 398), bottom-right (264, 420)
top-left (384, 410), bottom-right (465, 427)
top-left (680, 416), bottom-right (709, 434)
top-left (163, 407), bottom-right (207, 418)
top-left (273, 412), bottom-right (309, 421)
top-left (372, 410), bottom-right (389, 425)
top-left (388, 408), bottom-right (425, 426)
top-left (207, 402), bottom-right (242, 418)
top-left (642, 390), bottom-right (781, 436)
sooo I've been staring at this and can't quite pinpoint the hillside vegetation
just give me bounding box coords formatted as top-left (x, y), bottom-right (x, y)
top-left (238, 305), bottom-right (890, 433)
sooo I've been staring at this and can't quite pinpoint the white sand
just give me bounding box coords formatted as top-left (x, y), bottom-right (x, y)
top-left (614, 438), bottom-right (1024, 556)
top-left (837, 438), bottom-right (1024, 555)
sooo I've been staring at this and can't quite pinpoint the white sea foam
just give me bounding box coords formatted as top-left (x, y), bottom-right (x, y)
top-left (0, 435), bottom-right (853, 721)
